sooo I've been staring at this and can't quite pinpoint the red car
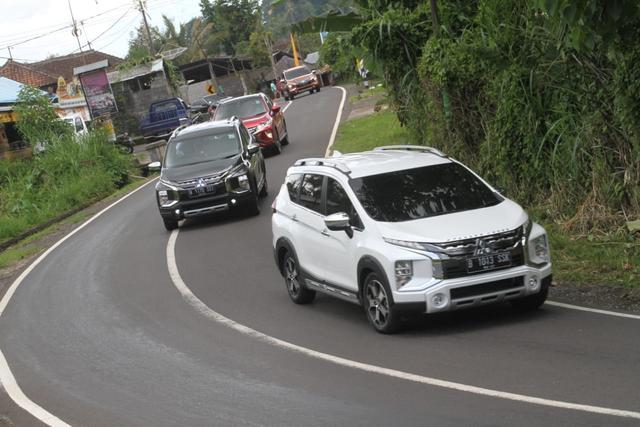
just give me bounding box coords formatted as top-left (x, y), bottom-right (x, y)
top-left (214, 93), bottom-right (289, 154)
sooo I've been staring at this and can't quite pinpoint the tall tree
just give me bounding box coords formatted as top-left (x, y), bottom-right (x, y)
top-left (200, 0), bottom-right (260, 55)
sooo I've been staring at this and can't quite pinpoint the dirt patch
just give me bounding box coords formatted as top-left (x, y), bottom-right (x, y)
top-left (550, 281), bottom-right (640, 314)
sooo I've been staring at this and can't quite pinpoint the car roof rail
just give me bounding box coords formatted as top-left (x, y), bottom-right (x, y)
top-left (171, 124), bottom-right (189, 139)
top-left (374, 145), bottom-right (447, 157)
top-left (293, 158), bottom-right (351, 175)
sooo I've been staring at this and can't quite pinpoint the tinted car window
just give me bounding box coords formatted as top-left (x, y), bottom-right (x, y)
top-left (349, 163), bottom-right (502, 222)
top-left (165, 129), bottom-right (241, 168)
top-left (326, 178), bottom-right (362, 228)
top-left (284, 66), bottom-right (311, 80)
top-left (286, 174), bottom-right (303, 202)
top-left (215, 97), bottom-right (266, 120)
top-left (298, 174), bottom-right (323, 213)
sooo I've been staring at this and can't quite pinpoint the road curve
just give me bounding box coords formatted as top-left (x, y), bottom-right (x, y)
top-left (1, 87), bottom-right (639, 426)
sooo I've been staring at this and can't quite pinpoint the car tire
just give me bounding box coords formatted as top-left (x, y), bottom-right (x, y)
top-left (280, 120), bottom-right (289, 145)
top-left (245, 179), bottom-right (260, 216)
top-left (290, 94), bottom-right (295, 100)
top-left (259, 175), bottom-right (268, 197)
top-left (316, 86), bottom-right (321, 92)
top-left (163, 217), bottom-right (179, 231)
top-left (363, 272), bottom-right (402, 334)
top-left (282, 250), bottom-right (315, 304)
top-left (510, 285), bottom-right (549, 311)
top-left (309, 90), bottom-right (314, 95)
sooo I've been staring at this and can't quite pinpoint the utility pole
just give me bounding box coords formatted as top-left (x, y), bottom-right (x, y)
top-left (80, 21), bottom-right (93, 50)
top-left (263, 33), bottom-right (278, 81)
top-left (137, 0), bottom-right (155, 55)
top-left (67, 0), bottom-right (84, 54)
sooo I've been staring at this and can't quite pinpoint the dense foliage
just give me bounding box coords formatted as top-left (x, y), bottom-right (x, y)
top-left (351, 0), bottom-right (640, 231)
top-left (0, 88), bottom-right (131, 242)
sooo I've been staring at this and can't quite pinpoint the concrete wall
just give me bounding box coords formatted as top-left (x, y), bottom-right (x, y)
top-left (112, 71), bottom-right (175, 134)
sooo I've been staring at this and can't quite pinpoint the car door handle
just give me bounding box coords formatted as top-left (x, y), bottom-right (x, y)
top-left (291, 214), bottom-right (298, 222)
top-left (321, 229), bottom-right (330, 237)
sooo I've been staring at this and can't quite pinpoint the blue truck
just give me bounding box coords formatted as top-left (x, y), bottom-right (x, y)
top-left (140, 98), bottom-right (191, 140)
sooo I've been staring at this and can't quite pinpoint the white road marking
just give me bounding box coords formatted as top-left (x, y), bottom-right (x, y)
top-left (281, 100), bottom-right (293, 113)
top-left (546, 301), bottom-right (640, 320)
top-left (166, 231), bottom-right (640, 420)
top-left (324, 86), bottom-right (347, 157)
top-left (0, 177), bottom-right (158, 427)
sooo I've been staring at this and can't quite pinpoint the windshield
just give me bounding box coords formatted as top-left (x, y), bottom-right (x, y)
top-left (164, 129), bottom-right (241, 168)
top-left (349, 163), bottom-right (503, 222)
top-left (284, 67), bottom-right (311, 80)
top-left (215, 97), bottom-right (266, 120)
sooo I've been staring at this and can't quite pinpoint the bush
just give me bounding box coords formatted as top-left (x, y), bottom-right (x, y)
top-left (0, 131), bottom-right (131, 242)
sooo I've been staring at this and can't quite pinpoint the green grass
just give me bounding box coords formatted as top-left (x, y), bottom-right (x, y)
top-left (333, 110), bottom-right (411, 154)
top-left (333, 108), bottom-right (639, 288)
top-left (0, 177), bottom-right (148, 272)
top-left (548, 226), bottom-right (639, 287)
top-left (349, 84), bottom-right (387, 103)
top-left (0, 246), bottom-right (41, 269)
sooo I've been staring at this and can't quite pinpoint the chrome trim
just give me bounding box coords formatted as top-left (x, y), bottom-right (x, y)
top-left (183, 204), bottom-right (229, 217)
top-left (305, 279), bottom-right (360, 305)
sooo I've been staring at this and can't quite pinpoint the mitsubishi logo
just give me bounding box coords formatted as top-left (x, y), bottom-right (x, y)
top-left (197, 178), bottom-right (206, 188)
top-left (474, 238), bottom-right (492, 255)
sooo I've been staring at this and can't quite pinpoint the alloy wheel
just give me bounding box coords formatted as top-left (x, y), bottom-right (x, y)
top-left (366, 279), bottom-right (390, 328)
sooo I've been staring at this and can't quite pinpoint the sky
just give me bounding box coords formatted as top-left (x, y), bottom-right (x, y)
top-left (0, 0), bottom-right (203, 66)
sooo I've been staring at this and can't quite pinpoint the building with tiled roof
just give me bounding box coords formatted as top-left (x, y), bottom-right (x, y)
top-left (0, 50), bottom-right (123, 89)
top-left (0, 60), bottom-right (57, 88)
top-left (30, 50), bottom-right (123, 82)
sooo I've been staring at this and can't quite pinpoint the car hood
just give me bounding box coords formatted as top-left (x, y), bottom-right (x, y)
top-left (375, 199), bottom-right (527, 243)
top-left (161, 155), bottom-right (242, 183)
top-left (242, 113), bottom-right (270, 129)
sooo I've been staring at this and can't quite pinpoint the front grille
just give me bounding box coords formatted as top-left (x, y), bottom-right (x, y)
top-left (430, 227), bottom-right (525, 279)
top-left (177, 174), bottom-right (226, 189)
top-left (179, 193), bottom-right (228, 211)
top-left (450, 276), bottom-right (524, 300)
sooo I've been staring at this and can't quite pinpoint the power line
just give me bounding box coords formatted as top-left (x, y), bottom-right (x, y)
top-left (69, 7), bottom-right (134, 54)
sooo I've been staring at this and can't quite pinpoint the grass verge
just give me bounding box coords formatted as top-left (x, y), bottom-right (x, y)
top-left (0, 177), bottom-right (149, 272)
top-left (334, 108), bottom-right (639, 288)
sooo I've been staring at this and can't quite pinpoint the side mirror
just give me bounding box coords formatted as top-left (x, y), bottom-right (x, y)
top-left (148, 161), bottom-right (161, 171)
top-left (324, 212), bottom-right (353, 238)
top-left (248, 144), bottom-right (260, 155)
top-left (272, 105), bottom-right (281, 114)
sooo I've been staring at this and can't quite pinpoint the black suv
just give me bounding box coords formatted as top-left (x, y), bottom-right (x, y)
top-left (149, 118), bottom-right (268, 230)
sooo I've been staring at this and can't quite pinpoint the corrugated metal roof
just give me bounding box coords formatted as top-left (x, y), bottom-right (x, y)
top-left (0, 76), bottom-right (25, 104)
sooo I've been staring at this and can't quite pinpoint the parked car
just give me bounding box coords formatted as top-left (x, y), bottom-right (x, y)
top-left (271, 146), bottom-right (552, 333)
top-left (149, 117), bottom-right (267, 231)
top-left (280, 65), bottom-right (321, 100)
top-left (189, 93), bottom-right (233, 115)
top-left (140, 98), bottom-right (190, 141)
top-left (213, 93), bottom-right (289, 155)
top-left (62, 114), bottom-right (88, 136)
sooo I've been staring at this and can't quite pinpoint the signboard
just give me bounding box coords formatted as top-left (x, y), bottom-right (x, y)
top-left (0, 112), bottom-right (17, 123)
top-left (78, 69), bottom-right (117, 119)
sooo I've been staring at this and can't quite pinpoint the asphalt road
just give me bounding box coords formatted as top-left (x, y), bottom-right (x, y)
top-left (1, 87), bottom-right (639, 426)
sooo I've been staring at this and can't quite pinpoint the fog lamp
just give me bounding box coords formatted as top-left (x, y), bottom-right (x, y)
top-left (528, 275), bottom-right (540, 291)
top-left (431, 293), bottom-right (448, 308)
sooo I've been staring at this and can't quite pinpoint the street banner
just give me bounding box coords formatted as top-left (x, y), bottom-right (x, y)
top-left (78, 69), bottom-right (117, 119)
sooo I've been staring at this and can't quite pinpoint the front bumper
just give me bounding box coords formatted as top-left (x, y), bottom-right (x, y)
top-left (159, 190), bottom-right (254, 221)
top-left (391, 264), bottom-right (552, 314)
top-left (288, 81), bottom-right (320, 95)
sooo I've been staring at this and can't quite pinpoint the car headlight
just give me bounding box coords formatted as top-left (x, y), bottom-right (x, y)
top-left (157, 189), bottom-right (178, 207)
top-left (255, 122), bottom-right (273, 139)
top-left (529, 234), bottom-right (550, 264)
top-left (394, 260), bottom-right (413, 289)
top-left (288, 84), bottom-right (294, 89)
top-left (225, 174), bottom-right (251, 192)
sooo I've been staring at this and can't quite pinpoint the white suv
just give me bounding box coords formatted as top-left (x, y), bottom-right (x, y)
top-left (271, 146), bottom-right (552, 333)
